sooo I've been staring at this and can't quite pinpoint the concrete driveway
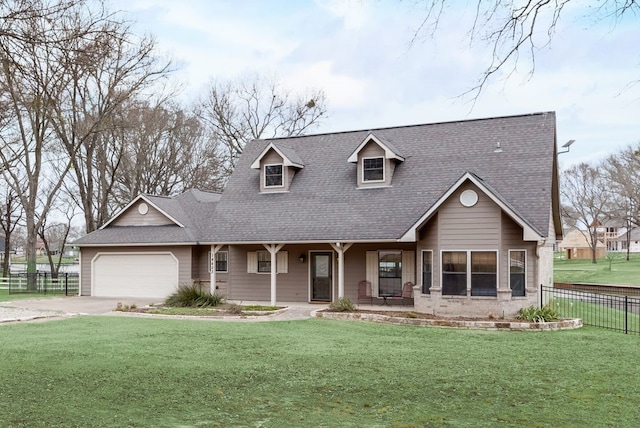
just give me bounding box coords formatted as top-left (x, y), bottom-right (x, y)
top-left (4, 296), bottom-right (164, 315)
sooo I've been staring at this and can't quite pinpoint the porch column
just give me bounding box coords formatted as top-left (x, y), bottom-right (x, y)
top-left (210, 244), bottom-right (223, 294)
top-left (263, 243), bottom-right (284, 306)
top-left (330, 242), bottom-right (353, 299)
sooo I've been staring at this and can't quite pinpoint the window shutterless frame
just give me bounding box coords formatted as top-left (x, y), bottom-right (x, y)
top-left (362, 156), bottom-right (385, 182)
top-left (508, 249), bottom-right (526, 297)
top-left (440, 250), bottom-right (498, 297)
top-left (421, 250), bottom-right (433, 294)
top-left (264, 163), bottom-right (284, 187)
top-left (208, 250), bottom-right (228, 273)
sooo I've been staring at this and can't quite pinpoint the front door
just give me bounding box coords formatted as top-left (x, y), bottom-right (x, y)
top-left (310, 252), bottom-right (332, 302)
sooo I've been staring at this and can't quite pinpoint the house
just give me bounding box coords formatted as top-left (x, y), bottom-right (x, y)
top-left (557, 228), bottom-right (606, 259)
top-left (75, 112), bottom-right (562, 317)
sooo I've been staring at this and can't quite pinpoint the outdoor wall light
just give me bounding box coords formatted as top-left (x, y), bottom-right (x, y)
top-left (299, 254), bottom-right (306, 263)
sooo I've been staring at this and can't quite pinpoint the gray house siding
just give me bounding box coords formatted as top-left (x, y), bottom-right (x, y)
top-left (112, 200), bottom-right (174, 226)
top-left (413, 183), bottom-right (539, 316)
top-left (79, 246), bottom-right (192, 296)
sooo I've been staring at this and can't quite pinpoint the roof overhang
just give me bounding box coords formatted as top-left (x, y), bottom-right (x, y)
top-left (347, 133), bottom-right (405, 163)
top-left (399, 172), bottom-right (545, 243)
top-left (250, 142), bottom-right (305, 169)
top-left (99, 194), bottom-right (185, 229)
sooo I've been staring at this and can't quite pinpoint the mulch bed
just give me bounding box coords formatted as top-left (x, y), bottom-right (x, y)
top-left (322, 309), bottom-right (520, 322)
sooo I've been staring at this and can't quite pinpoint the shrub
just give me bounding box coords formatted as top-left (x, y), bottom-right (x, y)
top-left (328, 297), bottom-right (356, 312)
top-left (224, 303), bottom-right (244, 315)
top-left (164, 283), bottom-right (224, 308)
top-left (517, 305), bottom-right (559, 323)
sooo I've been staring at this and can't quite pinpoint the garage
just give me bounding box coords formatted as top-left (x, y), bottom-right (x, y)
top-left (92, 253), bottom-right (179, 298)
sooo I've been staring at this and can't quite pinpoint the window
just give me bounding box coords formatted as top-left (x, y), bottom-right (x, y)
top-left (442, 252), bottom-right (467, 296)
top-left (422, 250), bottom-right (432, 294)
top-left (509, 250), bottom-right (526, 297)
top-left (363, 157), bottom-right (384, 182)
top-left (257, 251), bottom-right (271, 272)
top-left (378, 250), bottom-right (402, 296)
top-left (264, 164), bottom-right (283, 187)
top-left (470, 252), bottom-right (497, 296)
top-left (247, 251), bottom-right (289, 274)
top-left (208, 251), bottom-right (228, 273)
top-left (442, 251), bottom-right (498, 297)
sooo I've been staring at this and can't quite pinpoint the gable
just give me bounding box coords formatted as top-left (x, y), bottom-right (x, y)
top-left (111, 199), bottom-right (177, 227)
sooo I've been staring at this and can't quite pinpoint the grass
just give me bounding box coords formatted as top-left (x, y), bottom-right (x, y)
top-left (0, 289), bottom-right (61, 302)
top-left (551, 297), bottom-right (640, 332)
top-left (554, 252), bottom-right (640, 285)
top-left (1, 317), bottom-right (639, 427)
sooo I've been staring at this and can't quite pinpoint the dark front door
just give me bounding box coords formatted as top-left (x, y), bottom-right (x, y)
top-left (311, 252), bottom-right (332, 302)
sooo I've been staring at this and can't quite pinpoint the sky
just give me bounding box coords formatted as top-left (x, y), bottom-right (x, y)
top-left (110, 0), bottom-right (639, 168)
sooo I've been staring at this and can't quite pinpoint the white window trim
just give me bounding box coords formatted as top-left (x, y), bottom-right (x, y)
top-left (508, 249), bottom-right (527, 296)
top-left (208, 250), bottom-right (229, 273)
top-left (362, 156), bottom-right (385, 183)
top-left (421, 250), bottom-right (433, 294)
top-left (440, 249), bottom-right (499, 296)
top-left (264, 163), bottom-right (284, 188)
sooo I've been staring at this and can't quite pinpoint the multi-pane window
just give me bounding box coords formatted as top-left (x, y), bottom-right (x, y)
top-left (509, 250), bottom-right (526, 297)
top-left (257, 251), bottom-right (271, 272)
top-left (422, 250), bottom-right (432, 294)
top-left (264, 164), bottom-right (283, 187)
top-left (442, 251), bottom-right (467, 296)
top-left (363, 157), bottom-right (384, 182)
top-left (215, 251), bottom-right (228, 273)
top-left (470, 252), bottom-right (497, 296)
top-left (208, 251), bottom-right (228, 273)
top-left (378, 250), bottom-right (402, 295)
top-left (442, 251), bottom-right (498, 296)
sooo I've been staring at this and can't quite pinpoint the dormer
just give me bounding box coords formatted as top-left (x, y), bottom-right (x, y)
top-left (348, 133), bottom-right (404, 188)
top-left (250, 142), bottom-right (304, 193)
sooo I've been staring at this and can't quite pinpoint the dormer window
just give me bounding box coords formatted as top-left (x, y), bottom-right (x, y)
top-left (264, 164), bottom-right (283, 187)
top-left (363, 157), bottom-right (384, 182)
top-left (348, 133), bottom-right (404, 188)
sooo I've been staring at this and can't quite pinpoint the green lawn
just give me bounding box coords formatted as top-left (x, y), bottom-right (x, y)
top-left (554, 252), bottom-right (640, 285)
top-left (1, 317), bottom-right (638, 427)
top-left (0, 289), bottom-right (64, 302)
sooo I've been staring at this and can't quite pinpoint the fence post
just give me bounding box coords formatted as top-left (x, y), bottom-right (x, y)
top-left (624, 296), bottom-right (628, 335)
top-left (65, 272), bottom-right (68, 296)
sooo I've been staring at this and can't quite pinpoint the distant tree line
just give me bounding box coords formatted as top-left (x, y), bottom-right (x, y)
top-left (562, 143), bottom-right (640, 264)
top-left (0, 0), bottom-right (327, 278)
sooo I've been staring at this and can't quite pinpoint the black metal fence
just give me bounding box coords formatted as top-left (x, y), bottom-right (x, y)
top-left (543, 285), bottom-right (640, 335)
top-left (4, 272), bottom-right (79, 296)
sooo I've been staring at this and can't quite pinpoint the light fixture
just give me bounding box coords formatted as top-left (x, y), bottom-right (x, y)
top-left (558, 139), bottom-right (575, 155)
top-left (299, 253), bottom-right (306, 263)
top-left (494, 142), bottom-right (502, 153)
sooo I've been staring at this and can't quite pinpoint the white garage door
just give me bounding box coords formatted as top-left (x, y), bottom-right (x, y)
top-left (93, 253), bottom-right (179, 298)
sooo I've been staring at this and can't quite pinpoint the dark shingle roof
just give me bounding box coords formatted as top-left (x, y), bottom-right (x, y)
top-left (210, 112), bottom-right (558, 243)
top-left (75, 189), bottom-right (220, 246)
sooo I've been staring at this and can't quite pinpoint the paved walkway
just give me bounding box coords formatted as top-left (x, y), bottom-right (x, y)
top-left (0, 296), bottom-right (327, 324)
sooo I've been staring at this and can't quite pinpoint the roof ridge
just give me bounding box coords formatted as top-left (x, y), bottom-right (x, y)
top-left (262, 111), bottom-right (555, 141)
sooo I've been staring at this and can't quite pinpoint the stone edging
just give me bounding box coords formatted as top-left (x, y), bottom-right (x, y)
top-left (313, 311), bottom-right (583, 331)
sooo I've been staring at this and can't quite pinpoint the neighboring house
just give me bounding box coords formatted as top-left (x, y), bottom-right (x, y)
top-left (557, 228), bottom-right (606, 259)
top-left (609, 227), bottom-right (640, 253)
top-left (0, 234), bottom-right (5, 263)
top-left (75, 112), bottom-right (562, 317)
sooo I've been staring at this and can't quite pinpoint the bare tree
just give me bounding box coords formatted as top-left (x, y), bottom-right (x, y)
top-left (603, 142), bottom-right (640, 260)
top-left (0, 182), bottom-right (22, 276)
top-left (0, 0), bottom-right (150, 279)
top-left (411, 1), bottom-right (639, 100)
top-left (200, 75), bottom-right (327, 179)
top-left (48, 7), bottom-right (174, 233)
top-left (112, 100), bottom-right (224, 205)
top-left (562, 162), bottom-right (616, 263)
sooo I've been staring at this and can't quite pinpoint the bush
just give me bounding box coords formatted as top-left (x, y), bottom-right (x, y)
top-left (164, 283), bottom-right (224, 308)
top-left (328, 297), bottom-right (356, 312)
top-left (517, 305), bottom-right (559, 323)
